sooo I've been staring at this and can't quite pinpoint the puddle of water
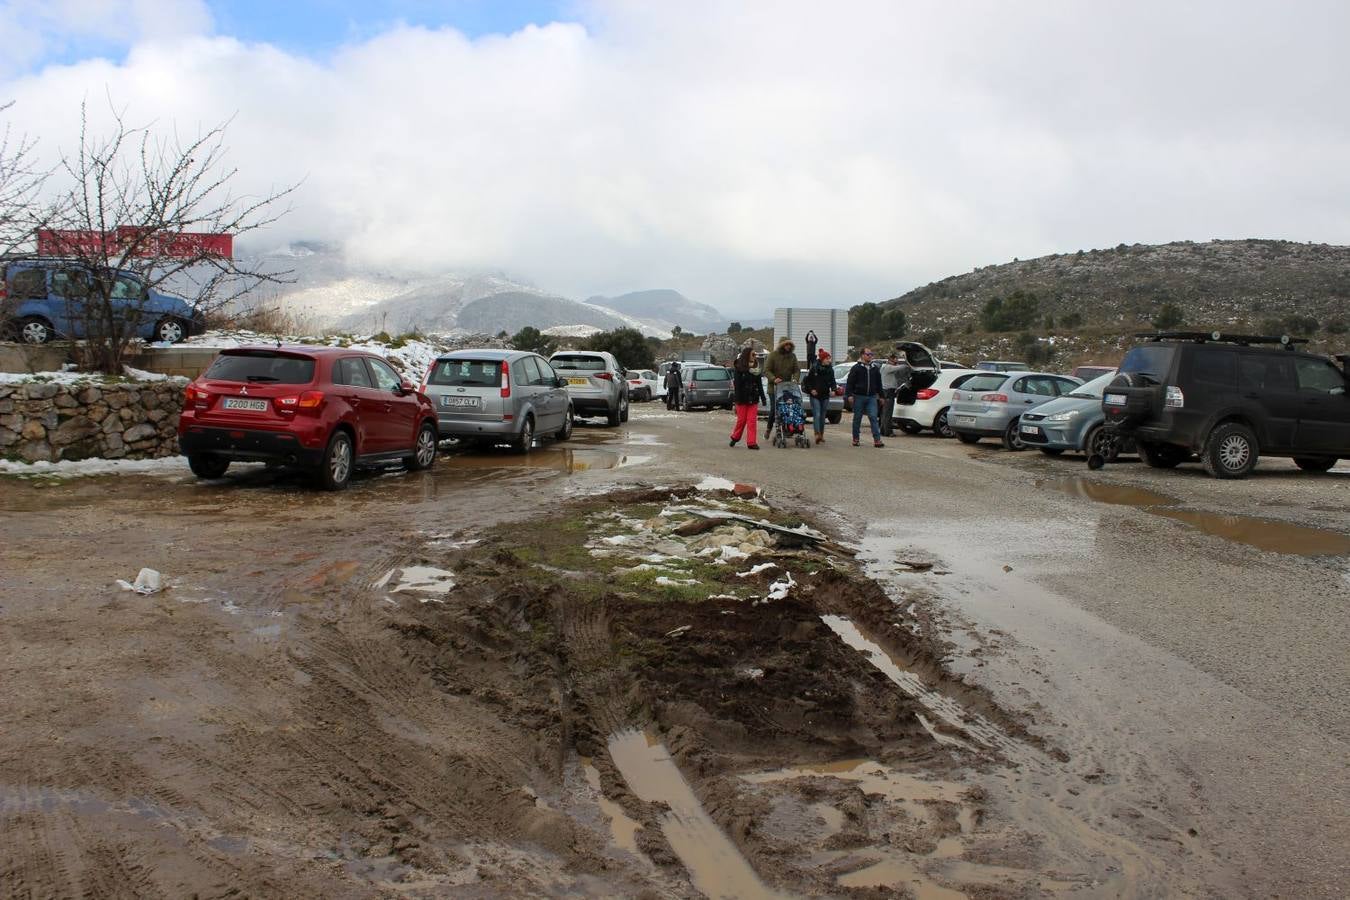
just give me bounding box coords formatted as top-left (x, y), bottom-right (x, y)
top-left (836, 855), bottom-right (967, 897)
top-left (1045, 477), bottom-right (1350, 556)
top-left (819, 615), bottom-right (1022, 756)
top-left (378, 566), bottom-right (456, 596)
top-left (607, 729), bottom-right (785, 900)
top-left (446, 448), bottom-right (622, 473)
top-left (744, 761), bottom-right (966, 806)
top-left (580, 759), bottom-right (644, 855)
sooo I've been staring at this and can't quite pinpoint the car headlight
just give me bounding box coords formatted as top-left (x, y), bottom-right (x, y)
top-left (1043, 410), bottom-right (1079, 422)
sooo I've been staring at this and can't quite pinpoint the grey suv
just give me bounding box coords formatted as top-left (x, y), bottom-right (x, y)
top-left (550, 351), bottom-right (630, 426)
top-left (423, 350), bottom-right (573, 451)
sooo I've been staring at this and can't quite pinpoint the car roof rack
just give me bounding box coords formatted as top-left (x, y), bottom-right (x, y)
top-left (1135, 331), bottom-right (1310, 350)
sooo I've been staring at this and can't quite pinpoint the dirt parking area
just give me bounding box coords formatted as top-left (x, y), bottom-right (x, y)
top-left (1, 409), bottom-right (1347, 898)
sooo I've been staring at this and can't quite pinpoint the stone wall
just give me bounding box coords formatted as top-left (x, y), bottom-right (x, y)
top-left (0, 379), bottom-right (185, 462)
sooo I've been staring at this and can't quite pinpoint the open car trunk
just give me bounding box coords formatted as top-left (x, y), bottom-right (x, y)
top-left (894, 340), bottom-right (941, 402)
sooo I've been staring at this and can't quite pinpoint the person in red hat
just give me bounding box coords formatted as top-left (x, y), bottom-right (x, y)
top-left (801, 349), bottom-right (838, 443)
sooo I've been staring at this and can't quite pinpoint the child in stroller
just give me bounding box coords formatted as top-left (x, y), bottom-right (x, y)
top-left (772, 384), bottom-right (810, 448)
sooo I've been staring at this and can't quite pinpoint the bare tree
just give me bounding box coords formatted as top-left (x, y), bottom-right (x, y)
top-left (0, 101), bottom-right (49, 256)
top-left (39, 101), bottom-right (297, 373)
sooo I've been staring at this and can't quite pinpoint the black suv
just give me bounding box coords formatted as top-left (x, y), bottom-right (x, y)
top-left (1102, 332), bottom-right (1349, 478)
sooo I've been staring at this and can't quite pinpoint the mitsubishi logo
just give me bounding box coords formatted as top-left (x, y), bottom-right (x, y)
top-left (239, 386), bottom-right (249, 395)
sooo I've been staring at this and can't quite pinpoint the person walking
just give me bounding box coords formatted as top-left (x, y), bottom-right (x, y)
top-left (801, 349), bottom-right (837, 444)
top-left (879, 350), bottom-right (912, 438)
top-left (844, 348), bottom-right (885, 447)
top-left (729, 347), bottom-right (766, 450)
top-left (762, 337), bottom-right (800, 439)
top-left (664, 361), bottom-right (683, 410)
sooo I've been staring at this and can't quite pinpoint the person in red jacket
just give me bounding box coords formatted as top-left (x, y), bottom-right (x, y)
top-left (729, 346), bottom-right (767, 450)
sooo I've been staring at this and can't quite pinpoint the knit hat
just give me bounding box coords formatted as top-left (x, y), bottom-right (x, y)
top-left (818, 350), bottom-right (832, 361)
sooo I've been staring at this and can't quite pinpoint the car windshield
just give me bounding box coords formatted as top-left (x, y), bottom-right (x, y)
top-left (958, 373), bottom-right (1009, 392)
top-left (694, 367), bottom-right (731, 381)
top-left (1067, 372), bottom-right (1117, 399)
top-left (1119, 345), bottom-right (1174, 381)
top-left (205, 351), bottom-right (316, 384)
top-left (427, 358), bottom-right (501, 386)
top-left (551, 355), bottom-right (606, 372)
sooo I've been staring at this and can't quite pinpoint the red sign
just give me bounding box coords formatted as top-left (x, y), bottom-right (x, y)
top-left (36, 227), bottom-right (233, 259)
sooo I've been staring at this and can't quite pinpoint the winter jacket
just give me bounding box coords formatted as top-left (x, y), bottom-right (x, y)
top-left (763, 341), bottom-right (800, 385)
top-left (845, 362), bottom-right (883, 398)
top-left (880, 361), bottom-right (912, 391)
top-left (732, 367), bottom-right (767, 406)
top-left (801, 361), bottom-right (837, 397)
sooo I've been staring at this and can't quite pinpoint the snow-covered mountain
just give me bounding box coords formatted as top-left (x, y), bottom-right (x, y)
top-left (585, 289), bottom-right (728, 334)
top-left (240, 243), bottom-right (707, 339)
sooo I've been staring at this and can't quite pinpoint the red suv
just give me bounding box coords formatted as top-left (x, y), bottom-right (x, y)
top-left (178, 347), bottom-right (439, 490)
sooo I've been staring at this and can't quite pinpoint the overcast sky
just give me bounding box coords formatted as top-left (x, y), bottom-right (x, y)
top-left (2, 0), bottom-right (1348, 317)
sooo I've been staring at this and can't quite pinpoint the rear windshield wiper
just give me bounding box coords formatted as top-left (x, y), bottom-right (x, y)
top-left (246, 375), bottom-right (280, 382)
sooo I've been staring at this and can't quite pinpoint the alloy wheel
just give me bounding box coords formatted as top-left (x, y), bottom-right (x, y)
top-left (1218, 434), bottom-right (1250, 471)
top-left (415, 427), bottom-right (436, 467)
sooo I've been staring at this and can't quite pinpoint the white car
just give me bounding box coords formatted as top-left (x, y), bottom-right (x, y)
top-left (626, 369), bottom-right (663, 401)
top-left (891, 368), bottom-right (984, 437)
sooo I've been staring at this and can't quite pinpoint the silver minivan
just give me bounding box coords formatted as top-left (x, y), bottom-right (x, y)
top-left (423, 350), bottom-right (573, 451)
top-left (680, 364), bottom-right (734, 410)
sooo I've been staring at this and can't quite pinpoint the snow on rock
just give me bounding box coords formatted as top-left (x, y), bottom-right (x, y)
top-left (736, 563), bottom-right (779, 578)
top-left (765, 572), bottom-right (796, 601)
top-left (0, 456), bottom-right (192, 478)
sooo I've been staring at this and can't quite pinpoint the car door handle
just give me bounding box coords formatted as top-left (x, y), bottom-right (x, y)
top-left (1243, 392), bottom-right (1259, 400)
top-left (1023, 399), bottom-right (1035, 404)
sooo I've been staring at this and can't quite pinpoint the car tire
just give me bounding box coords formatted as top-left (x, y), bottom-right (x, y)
top-left (899, 421), bottom-right (923, 435)
top-left (1202, 422), bottom-right (1258, 479)
top-left (1139, 441), bottom-right (1186, 469)
top-left (18, 316), bottom-right (54, 344)
top-left (556, 406), bottom-right (574, 441)
top-left (827, 411), bottom-right (842, 425)
top-left (1039, 447), bottom-right (1065, 456)
top-left (956, 432), bottom-right (981, 444)
top-left (606, 401), bottom-right (621, 426)
top-left (515, 415), bottom-right (535, 453)
top-left (187, 453), bottom-right (229, 479)
top-left (1084, 424), bottom-right (1119, 463)
top-left (1293, 455), bottom-right (1336, 472)
top-left (619, 394), bottom-right (630, 423)
top-left (933, 407), bottom-right (954, 438)
top-left (154, 316), bottom-right (187, 343)
top-left (405, 421), bottom-right (437, 471)
top-left (317, 430), bottom-right (354, 491)
top-left (1002, 418), bottom-right (1027, 451)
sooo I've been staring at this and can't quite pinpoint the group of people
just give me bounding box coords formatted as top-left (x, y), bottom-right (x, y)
top-left (725, 338), bottom-right (912, 450)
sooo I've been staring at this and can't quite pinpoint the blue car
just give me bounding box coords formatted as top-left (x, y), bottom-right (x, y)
top-left (1016, 371), bottom-right (1134, 459)
top-left (2, 257), bottom-right (204, 344)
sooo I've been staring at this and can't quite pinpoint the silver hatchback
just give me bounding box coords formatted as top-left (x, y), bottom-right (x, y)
top-left (550, 350), bottom-right (630, 426)
top-left (948, 370), bottom-right (1083, 450)
top-left (423, 350), bottom-right (573, 451)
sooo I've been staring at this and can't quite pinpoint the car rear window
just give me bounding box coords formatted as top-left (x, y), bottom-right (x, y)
top-left (551, 355), bottom-right (605, 372)
top-left (958, 373), bottom-right (1008, 392)
top-left (693, 367), bottom-right (732, 381)
top-left (428, 358), bottom-right (501, 386)
top-left (1119, 345), bottom-right (1175, 381)
top-left (205, 351), bottom-right (316, 384)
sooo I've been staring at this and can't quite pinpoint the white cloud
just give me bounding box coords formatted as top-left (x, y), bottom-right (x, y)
top-left (2, 0), bottom-right (1349, 316)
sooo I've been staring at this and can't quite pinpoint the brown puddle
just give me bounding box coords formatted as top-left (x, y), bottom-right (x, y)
top-left (444, 447), bottom-right (641, 473)
top-left (580, 758), bottom-right (643, 855)
top-left (607, 729), bottom-right (785, 899)
top-left (1046, 477), bottom-right (1350, 556)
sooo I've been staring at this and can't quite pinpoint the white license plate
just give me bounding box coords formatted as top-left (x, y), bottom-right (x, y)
top-left (1104, 393), bottom-right (1126, 405)
top-left (440, 396), bottom-right (480, 408)
top-left (567, 377), bottom-right (589, 386)
top-left (1020, 423), bottom-right (1040, 434)
top-left (954, 415), bottom-right (976, 424)
top-left (222, 397), bottom-right (268, 411)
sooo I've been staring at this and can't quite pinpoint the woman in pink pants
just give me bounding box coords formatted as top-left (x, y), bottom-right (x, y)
top-left (729, 347), bottom-right (767, 450)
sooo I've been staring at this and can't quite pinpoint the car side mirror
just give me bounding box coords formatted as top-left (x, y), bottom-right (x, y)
top-left (398, 380), bottom-right (414, 394)
top-left (555, 376), bottom-right (566, 388)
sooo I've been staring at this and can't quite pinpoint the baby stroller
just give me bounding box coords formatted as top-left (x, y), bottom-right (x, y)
top-left (772, 384), bottom-right (810, 449)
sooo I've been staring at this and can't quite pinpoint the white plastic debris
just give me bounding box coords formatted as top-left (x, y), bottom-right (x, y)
top-left (116, 568), bottom-right (163, 594)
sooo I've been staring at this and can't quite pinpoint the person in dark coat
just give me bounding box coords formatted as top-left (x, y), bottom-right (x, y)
top-left (664, 361), bottom-right (683, 410)
top-left (729, 347), bottom-right (766, 449)
top-left (844, 348), bottom-right (885, 447)
top-left (801, 349), bottom-right (838, 443)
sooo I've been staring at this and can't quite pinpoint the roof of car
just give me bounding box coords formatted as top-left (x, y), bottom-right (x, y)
top-left (433, 348), bottom-right (530, 360)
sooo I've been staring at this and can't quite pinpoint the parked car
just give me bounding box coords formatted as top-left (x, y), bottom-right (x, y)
top-left (1072, 364), bottom-right (1116, 381)
top-left (975, 360), bottom-right (1029, 372)
top-left (178, 346), bottom-right (438, 490)
top-left (949, 371), bottom-right (1084, 449)
top-left (2, 256), bottom-right (205, 344)
top-left (423, 350), bottom-right (572, 451)
top-left (1017, 371), bottom-right (1134, 459)
top-left (891, 368), bottom-right (982, 437)
top-left (680, 363), bottom-right (734, 410)
top-left (626, 369), bottom-right (661, 401)
top-left (1101, 332), bottom-right (1350, 478)
top-left (550, 350), bottom-right (630, 425)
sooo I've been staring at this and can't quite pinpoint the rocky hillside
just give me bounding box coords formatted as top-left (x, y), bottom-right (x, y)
top-left (883, 240), bottom-right (1350, 339)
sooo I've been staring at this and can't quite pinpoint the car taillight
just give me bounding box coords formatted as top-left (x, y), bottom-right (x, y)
top-left (833, 386), bottom-right (844, 396)
top-left (594, 372), bottom-right (613, 381)
top-left (500, 361), bottom-right (511, 399)
top-left (916, 388), bottom-right (939, 400)
top-left (277, 390), bottom-right (325, 413)
top-left (981, 393), bottom-right (1009, 403)
top-left (1165, 385), bottom-right (1184, 408)
top-left (184, 384), bottom-right (205, 403)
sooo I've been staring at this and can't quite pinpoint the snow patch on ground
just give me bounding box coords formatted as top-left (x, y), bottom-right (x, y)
top-left (696, 476), bottom-right (737, 492)
top-left (0, 456), bottom-right (191, 478)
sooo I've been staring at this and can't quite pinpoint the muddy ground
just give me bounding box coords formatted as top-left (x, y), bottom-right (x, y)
top-left (1, 411), bottom-right (1347, 898)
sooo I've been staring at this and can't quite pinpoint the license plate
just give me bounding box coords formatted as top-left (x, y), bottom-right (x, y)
top-left (440, 396), bottom-right (480, 408)
top-left (1104, 393), bottom-right (1126, 405)
top-left (567, 377), bottom-right (589, 386)
top-left (954, 415), bottom-right (976, 424)
top-left (1020, 423), bottom-right (1040, 434)
top-left (222, 397), bottom-right (268, 411)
